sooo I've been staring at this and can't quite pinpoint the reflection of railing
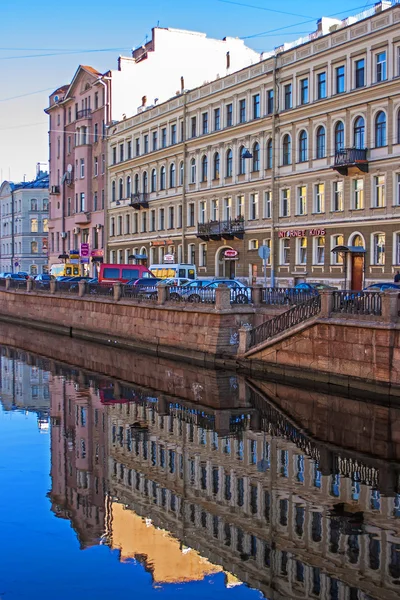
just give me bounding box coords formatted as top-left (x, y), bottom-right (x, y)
top-left (334, 147), bottom-right (368, 166)
top-left (332, 291), bottom-right (382, 316)
top-left (197, 217), bottom-right (245, 238)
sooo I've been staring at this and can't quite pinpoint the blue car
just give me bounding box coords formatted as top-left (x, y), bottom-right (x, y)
top-left (364, 283), bottom-right (400, 292)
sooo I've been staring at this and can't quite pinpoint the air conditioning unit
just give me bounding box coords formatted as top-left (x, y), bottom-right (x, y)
top-left (60, 232), bottom-right (67, 239)
top-left (73, 227), bottom-right (80, 234)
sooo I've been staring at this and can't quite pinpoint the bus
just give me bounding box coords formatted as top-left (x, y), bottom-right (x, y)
top-left (150, 263), bottom-right (196, 280)
top-left (98, 263), bottom-right (154, 283)
top-left (50, 263), bottom-right (83, 278)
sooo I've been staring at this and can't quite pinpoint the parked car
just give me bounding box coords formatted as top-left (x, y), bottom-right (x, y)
top-left (5, 273), bottom-right (29, 280)
top-left (168, 278), bottom-right (210, 300)
top-left (0, 272), bottom-right (12, 279)
top-left (18, 272), bottom-right (30, 279)
top-left (123, 277), bottom-right (163, 300)
top-left (294, 282), bottom-right (338, 291)
top-left (177, 279), bottom-right (250, 304)
top-left (363, 283), bottom-right (400, 292)
top-left (161, 277), bottom-right (190, 287)
top-left (34, 274), bottom-right (52, 282)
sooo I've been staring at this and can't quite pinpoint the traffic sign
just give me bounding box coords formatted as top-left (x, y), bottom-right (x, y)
top-left (258, 245), bottom-right (270, 260)
top-left (80, 243), bottom-right (90, 257)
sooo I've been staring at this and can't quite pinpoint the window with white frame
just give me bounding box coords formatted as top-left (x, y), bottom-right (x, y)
top-left (376, 51), bottom-right (387, 82)
top-left (314, 236), bottom-right (325, 264)
top-left (190, 158), bottom-right (196, 184)
top-left (236, 195), bottom-right (244, 217)
top-left (80, 159), bottom-right (85, 178)
top-left (314, 183), bottom-right (325, 213)
top-left (395, 174), bottom-right (400, 206)
top-left (297, 186), bottom-right (306, 215)
top-left (150, 247), bottom-right (157, 264)
top-left (280, 188), bottom-right (290, 217)
top-left (353, 179), bottom-right (364, 210)
top-left (332, 234), bottom-right (344, 264)
top-left (332, 181), bottom-right (343, 212)
top-left (211, 198), bottom-right (219, 221)
top-left (177, 244), bottom-right (183, 263)
top-left (188, 203), bottom-right (195, 227)
top-left (248, 239), bottom-right (259, 250)
top-left (373, 233), bottom-right (385, 265)
top-left (264, 191), bottom-right (271, 218)
top-left (188, 243), bottom-right (196, 264)
top-left (394, 232), bottom-right (400, 265)
top-left (297, 237), bottom-right (307, 265)
top-left (249, 193), bottom-right (259, 220)
top-left (373, 176), bottom-right (385, 208)
top-left (223, 197), bottom-right (232, 220)
top-left (280, 238), bottom-right (290, 264)
top-left (199, 242), bottom-right (207, 266)
top-left (199, 201), bottom-right (207, 224)
top-left (262, 239), bottom-right (271, 264)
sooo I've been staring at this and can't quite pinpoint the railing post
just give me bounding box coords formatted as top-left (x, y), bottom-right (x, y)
top-left (78, 281), bottom-right (86, 298)
top-left (319, 290), bottom-right (333, 318)
top-left (50, 280), bottom-right (57, 294)
top-left (381, 290), bottom-right (399, 322)
top-left (252, 284), bottom-right (263, 306)
top-left (113, 282), bottom-right (121, 302)
top-left (5, 278), bottom-right (11, 291)
top-left (26, 279), bottom-right (33, 292)
top-left (157, 283), bottom-right (168, 305)
top-left (238, 324), bottom-right (252, 355)
top-left (215, 284), bottom-right (231, 310)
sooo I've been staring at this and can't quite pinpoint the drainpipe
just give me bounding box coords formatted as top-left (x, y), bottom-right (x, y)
top-left (97, 76), bottom-right (111, 263)
top-left (270, 53), bottom-right (280, 288)
top-left (11, 187), bottom-right (15, 273)
top-left (181, 90), bottom-right (188, 263)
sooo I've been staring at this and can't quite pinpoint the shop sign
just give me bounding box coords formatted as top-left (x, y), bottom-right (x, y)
top-left (69, 249), bottom-right (80, 259)
top-left (278, 228), bottom-right (326, 238)
top-left (164, 254), bottom-right (175, 263)
top-left (91, 249), bottom-right (104, 257)
top-left (223, 249), bottom-right (239, 259)
top-left (151, 240), bottom-right (166, 247)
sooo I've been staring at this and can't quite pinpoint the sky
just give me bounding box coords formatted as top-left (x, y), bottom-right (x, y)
top-left (0, 0), bottom-right (378, 182)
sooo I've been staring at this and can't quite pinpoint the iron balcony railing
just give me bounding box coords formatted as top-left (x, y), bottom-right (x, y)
top-left (76, 109), bottom-right (92, 119)
top-left (334, 148), bottom-right (368, 166)
top-left (332, 291), bottom-right (382, 316)
top-left (197, 217), bottom-right (245, 238)
top-left (130, 193), bottom-right (149, 208)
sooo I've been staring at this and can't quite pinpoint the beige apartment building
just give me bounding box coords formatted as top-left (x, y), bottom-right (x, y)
top-left (107, 2), bottom-right (400, 289)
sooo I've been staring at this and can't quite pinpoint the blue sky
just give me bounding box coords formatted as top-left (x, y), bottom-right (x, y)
top-left (0, 0), bottom-right (377, 181)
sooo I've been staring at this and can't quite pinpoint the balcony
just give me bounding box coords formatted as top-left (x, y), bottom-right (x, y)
top-left (197, 217), bottom-right (245, 241)
top-left (130, 193), bottom-right (149, 209)
top-left (76, 109), bottom-right (92, 120)
top-left (332, 148), bottom-right (368, 175)
top-left (50, 185), bottom-right (60, 195)
top-left (74, 211), bottom-right (91, 225)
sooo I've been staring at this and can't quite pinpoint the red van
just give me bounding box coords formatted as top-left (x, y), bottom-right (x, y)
top-left (99, 263), bottom-right (154, 284)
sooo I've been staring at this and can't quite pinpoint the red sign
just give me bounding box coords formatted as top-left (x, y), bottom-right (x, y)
top-left (224, 249), bottom-right (238, 258)
top-left (91, 249), bottom-right (104, 257)
top-left (278, 229), bottom-right (326, 238)
top-left (80, 243), bottom-right (90, 257)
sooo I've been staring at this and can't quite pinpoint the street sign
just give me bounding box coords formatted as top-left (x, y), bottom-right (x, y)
top-left (258, 245), bottom-right (270, 260)
top-left (80, 243), bottom-right (90, 257)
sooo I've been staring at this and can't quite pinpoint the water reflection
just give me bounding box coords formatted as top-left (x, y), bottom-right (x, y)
top-left (1, 343), bottom-right (400, 599)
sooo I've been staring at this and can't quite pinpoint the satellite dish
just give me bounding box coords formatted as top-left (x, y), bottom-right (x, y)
top-left (67, 164), bottom-right (73, 173)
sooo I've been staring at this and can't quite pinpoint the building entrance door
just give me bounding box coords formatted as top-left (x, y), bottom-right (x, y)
top-left (351, 254), bottom-right (363, 291)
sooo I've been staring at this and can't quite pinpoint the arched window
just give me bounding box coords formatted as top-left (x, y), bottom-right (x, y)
top-left (239, 145), bottom-right (246, 175)
top-left (160, 166), bottom-right (166, 190)
top-left (190, 158), bottom-right (196, 184)
top-left (134, 174), bottom-right (139, 194)
top-left (126, 176), bottom-right (131, 198)
top-left (201, 155), bottom-right (208, 182)
top-left (335, 121), bottom-right (344, 153)
top-left (266, 139), bottom-right (273, 169)
top-left (298, 130), bottom-right (308, 162)
top-left (151, 169), bottom-right (156, 192)
top-left (119, 178), bottom-right (123, 200)
top-left (226, 149), bottom-right (233, 177)
top-left (142, 171), bottom-right (148, 193)
top-left (179, 161), bottom-right (184, 186)
top-left (213, 152), bottom-right (220, 179)
top-left (354, 116), bottom-right (365, 149)
top-left (375, 111), bottom-right (386, 147)
top-left (252, 142), bottom-right (260, 171)
top-left (111, 181), bottom-right (116, 202)
top-left (282, 134), bottom-right (291, 165)
top-left (169, 163), bottom-right (176, 188)
top-left (316, 126), bottom-right (326, 159)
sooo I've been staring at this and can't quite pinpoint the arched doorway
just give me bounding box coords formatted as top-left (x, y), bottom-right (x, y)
top-left (348, 233), bottom-right (365, 291)
top-left (215, 246), bottom-right (236, 278)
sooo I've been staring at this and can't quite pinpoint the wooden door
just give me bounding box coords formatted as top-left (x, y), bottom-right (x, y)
top-left (351, 255), bottom-right (363, 291)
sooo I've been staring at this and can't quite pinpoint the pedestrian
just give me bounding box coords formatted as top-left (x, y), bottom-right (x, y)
top-left (395, 271), bottom-right (400, 283)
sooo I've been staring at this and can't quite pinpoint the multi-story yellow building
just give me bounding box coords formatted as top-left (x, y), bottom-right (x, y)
top-left (107, 2), bottom-right (400, 289)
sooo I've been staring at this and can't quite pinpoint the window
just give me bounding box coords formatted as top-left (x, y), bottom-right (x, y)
top-left (374, 175), bottom-right (385, 207)
top-left (30, 218), bottom-right (38, 232)
top-left (94, 156), bottom-right (98, 176)
top-left (284, 83), bottom-right (292, 109)
top-left (316, 126), bottom-right (326, 159)
top-left (202, 112), bottom-right (208, 135)
top-left (353, 179), bottom-right (364, 209)
top-left (141, 212), bottom-right (147, 232)
top-left (135, 138), bottom-right (140, 156)
top-left (112, 147), bottom-right (117, 165)
top-left (300, 78), bottom-right (309, 104)
top-left (160, 166), bottom-right (166, 190)
top-left (248, 239), bottom-right (258, 250)
top-left (159, 208), bottom-right (165, 230)
top-left (226, 103), bottom-right (233, 127)
top-left (249, 193), bottom-right (258, 220)
top-left (111, 181), bottom-right (116, 202)
top-left (152, 131), bottom-right (158, 151)
top-left (238, 146), bottom-right (246, 175)
top-left (214, 108), bottom-right (220, 131)
top-left (151, 169), bottom-right (156, 192)
top-left (126, 176), bottom-right (131, 197)
top-left (127, 140), bottom-right (132, 159)
top-left (281, 238), bottom-right (290, 264)
top-left (264, 191), bottom-right (271, 218)
top-left (373, 233), bottom-right (385, 264)
top-left (298, 237), bottom-right (307, 264)
top-left (253, 93), bottom-right (260, 119)
top-left (119, 143), bottom-right (124, 162)
top-left (199, 242), bottom-right (207, 267)
top-left (267, 90), bottom-right (274, 114)
top-left (211, 199), bottom-right (218, 221)
top-left (223, 197), bottom-right (232, 220)
top-left (282, 134), bottom-right (291, 165)
top-left (376, 51), bottom-right (387, 82)
top-left (168, 206), bottom-right (174, 229)
top-left (42, 218), bottom-right (48, 232)
top-left (199, 201), bottom-right (207, 224)
top-left (190, 158), bottom-right (196, 184)
top-left (79, 192), bottom-right (85, 212)
top-left (213, 152), bottom-right (220, 179)
top-left (252, 142), bottom-right (260, 171)
top-left (191, 116), bottom-right (197, 138)
top-left (142, 171), bottom-right (148, 194)
top-left (336, 66), bottom-right (345, 94)
top-left (201, 155), bottom-right (208, 182)
top-left (317, 72), bottom-right (326, 99)
top-left (179, 162), bottom-right (184, 186)
top-left (375, 111), bottom-right (386, 147)
top-left (150, 210), bottom-right (156, 232)
top-left (239, 99), bottom-right (246, 123)
top-left (80, 158), bottom-right (85, 178)
top-left (266, 139), bottom-right (273, 169)
top-left (188, 243), bottom-right (195, 264)
top-left (297, 186), bottom-right (306, 215)
top-left (314, 184), bottom-right (324, 213)
top-left (226, 149), bottom-right (233, 177)
top-left (169, 163), bottom-right (176, 188)
top-left (31, 241), bottom-right (38, 254)
top-left (119, 178), bottom-right (123, 200)
top-left (395, 232), bottom-right (400, 265)
top-left (333, 181), bottom-right (343, 212)
top-left (171, 124), bottom-right (176, 145)
top-left (144, 134), bottom-right (149, 153)
top-left (281, 189), bottom-right (290, 217)
top-left (354, 116), bottom-right (365, 149)
top-left (188, 203), bottom-right (195, 226)
top-left (298, 130), bottom-right (308, 162)
top-left (94, 124), bottom-right (98, 143)
top-left (396, 174), bottom-right (400, 206)
top-left (161, 128), bottom-right (167, 148)
top-left (236, 195), bottom-right (244, 217)
top-left (315, 236), bottom-right (325, 264)
top-left (354, 58), bottom-right (365, 89)
top-left (125, 214), bottom-right (130, 234)
top-left (332, 235), bottom-right (344, 264)
top-left (102, 154), bottom-right (105, 174)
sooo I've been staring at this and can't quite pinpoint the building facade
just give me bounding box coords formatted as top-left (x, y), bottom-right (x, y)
top-left (0, 166), bottom-right (49, 276)
top-left (107, 2), bottom-right (400, 289)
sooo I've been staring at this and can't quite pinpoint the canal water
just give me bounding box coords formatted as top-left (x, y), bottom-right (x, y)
top-left (0, 339), bottom-right (399, 600)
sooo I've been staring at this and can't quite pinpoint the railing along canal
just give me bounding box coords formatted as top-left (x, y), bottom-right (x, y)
top-left (332, 291), bottom-right (382, 316)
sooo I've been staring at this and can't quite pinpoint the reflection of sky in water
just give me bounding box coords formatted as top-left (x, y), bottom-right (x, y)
top-left (0, 405), bottom-right (262, 600)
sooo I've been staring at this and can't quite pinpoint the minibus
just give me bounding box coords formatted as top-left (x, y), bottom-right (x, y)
top-left (149, 263), bottom-right (196, 280)
top-left (99, 263), bottom-right (154, 283)
top-left (50, 263), bottom-right (82, 278)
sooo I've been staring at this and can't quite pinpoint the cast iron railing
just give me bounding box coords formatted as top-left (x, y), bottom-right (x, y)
top-left (262, 287), bottom-right (316, 305)
top-left (332, 291), bottom-right (382, 316)
top-left (167, 285), bottom-right (216, 304)
top-left (197, 217), bottom-right (245, 237)
top-left (249, 294), bottom-right (321, 349)
top-left (334, 147), bottom-right (368, 166)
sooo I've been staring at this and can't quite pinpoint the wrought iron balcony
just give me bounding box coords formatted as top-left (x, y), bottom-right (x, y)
top-left (76, 108), bottom-right (92, 120)
top-left (130, 193), bottom-right (149, 209)
top-left (197, 217), bottom-right (245, 240)
top-left (333, 148), bottom-right (368, 175)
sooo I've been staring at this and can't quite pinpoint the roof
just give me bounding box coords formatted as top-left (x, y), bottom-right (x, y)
top-left (2, 173), bottom-right (49, 193)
